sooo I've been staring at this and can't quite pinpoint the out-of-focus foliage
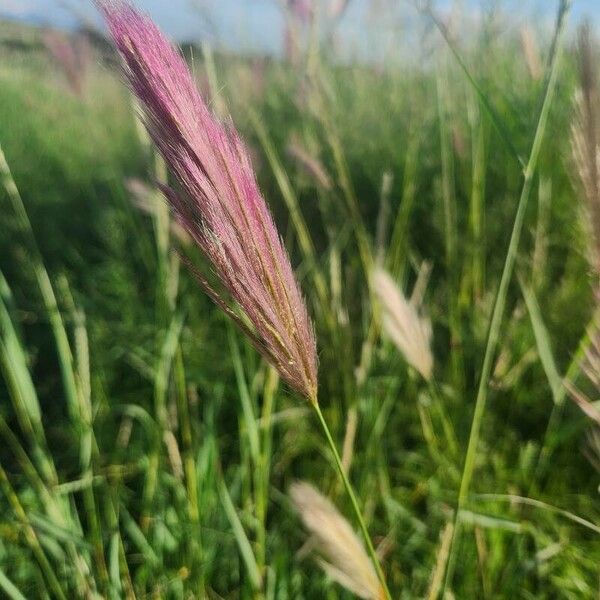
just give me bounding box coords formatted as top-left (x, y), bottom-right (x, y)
top-left (0, 7), bottom-right (598, 598)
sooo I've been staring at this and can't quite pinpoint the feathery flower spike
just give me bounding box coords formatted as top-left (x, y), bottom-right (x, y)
top-left (43, 30), bottom-right (88, 96)
top-left (565, 330), bottom-right (600, 427)
top-left (290, 482), bottom-right (385, 600)
top-left (571, 23), bottom-right (600, 282)
top-left (98, 0), bottom-right (318, 401)
top-left (372, 267), bottom-right (433, 380)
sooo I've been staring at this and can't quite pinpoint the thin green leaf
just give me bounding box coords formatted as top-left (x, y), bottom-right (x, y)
top-left (520, 278), bottom-right (563, 404)
top-left (217, 474), bottom-right (262, 591)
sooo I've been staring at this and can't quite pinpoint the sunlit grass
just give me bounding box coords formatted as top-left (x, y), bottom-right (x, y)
top-left (0, 2), bottom-right (599, 598)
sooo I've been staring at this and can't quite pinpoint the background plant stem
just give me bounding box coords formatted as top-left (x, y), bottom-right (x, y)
top-left (313, 401), bottom-right (392, 600)
top-left (443, 1), bottom-right (572, 592)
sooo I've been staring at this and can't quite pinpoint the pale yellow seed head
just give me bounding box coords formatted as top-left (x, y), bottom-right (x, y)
top-left (290, 482), bottom-right (385, 600)
top-left (372, 268), bottom-right (433, 381)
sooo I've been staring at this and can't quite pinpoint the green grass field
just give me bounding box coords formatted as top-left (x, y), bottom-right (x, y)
top-left (0, 2), bottom-right (599, 598)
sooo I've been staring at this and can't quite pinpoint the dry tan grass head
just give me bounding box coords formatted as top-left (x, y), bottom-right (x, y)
top-left (286, 136), bottom-right (332, 190)
top-left (571, 23), bottom-right (600, 280)
top-left (567, 328), bottom-right (600, 476)
top-left (584, 427), bottom-right (600, 474)
top-left (520, 26), bottom-right (542, 81)
top-left (290, 482), bottom-right (385, 600)
top-left (566, 330), bottom-right (600, 428)
top-left (372, 267), bottom-right (433, 380)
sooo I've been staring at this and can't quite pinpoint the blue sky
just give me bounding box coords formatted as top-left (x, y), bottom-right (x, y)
top-left (2, 0), bottom-right (599, 55)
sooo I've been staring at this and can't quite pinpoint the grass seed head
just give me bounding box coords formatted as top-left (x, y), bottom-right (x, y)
top-left (571, 23), bottom-right (600, 282)
top-left (290, 481), bottom-right (385, 600)
top-left (372, 267), bottom-right (433, 381)
top-left (99, 0), bottom-right (318, 401)
top-left (42, 30), bottom-right (88, 96)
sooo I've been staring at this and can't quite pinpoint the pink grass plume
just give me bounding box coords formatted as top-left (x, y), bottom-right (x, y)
top-left (98, 1), bottom-right (318, 401)
top-left (42, 29), bottom-right (88, 96)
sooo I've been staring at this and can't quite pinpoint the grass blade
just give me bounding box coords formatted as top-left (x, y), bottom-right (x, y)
top-left (520, 277), bottom-right (563, 404)
top-left (217, 473), bottom-right (262, 591)
top-left (0, 568), bottom-right (27, 600)
top-left (443, 0), bottom-right (572, 591)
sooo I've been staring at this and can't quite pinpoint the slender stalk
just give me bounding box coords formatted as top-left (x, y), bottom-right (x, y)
top-left (0, 567), bottom-right (27, 600)
top-left (442, 0), bottom-right (571, 592)
top-left (436, 58), bottom-right (464, 393)
top-left (427, 379), bottom-right (458, 459)
top-left (534, 305), bottom-right (600, 479)
top-left (469, 95), bottom-right (487, 303)
top-left (0, 145), bottom-right (80, 427)
top-left (0, 463), bottom-right (67, 600)
top-left (319, 108), bottom-right (374, 276)
top-left (312, 402), bottom-right (392, 600)
top-left (257, 368), bottom-right (278, 575)
top-left (421, 3), bottom-right (525, 169)
top-left (174, 349), bottom-right (204, 592)
top-left (388, 128), bottom-right (420, 280)
top-left (0, 150), bottom-right (96, 594)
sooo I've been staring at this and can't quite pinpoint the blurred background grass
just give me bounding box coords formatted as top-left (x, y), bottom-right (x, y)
top-left (0, 1), bottom-right (599, 598)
